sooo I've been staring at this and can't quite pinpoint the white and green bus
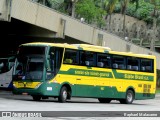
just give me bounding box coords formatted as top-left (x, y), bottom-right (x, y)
top-left (0, 55), bottom-right (15, 89)
top-left (12, 42), bottom-right (157, 104)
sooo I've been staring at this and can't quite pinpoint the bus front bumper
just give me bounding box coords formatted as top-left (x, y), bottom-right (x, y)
top-left (12, 82), bottom-right (60, 97)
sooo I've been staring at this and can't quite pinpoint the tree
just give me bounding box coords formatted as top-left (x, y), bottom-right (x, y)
top-left (91, 0), bottom-right (118, 29)
top-left (149, 0), bottom-right (160, 50)
top-left (63, 0), bottom-right (73, 16)
top-left (105, 0), bottom-right (118, 32)
top-left (75, 0), bottom-right (106, 26)
top-left (119, 0), bottom-right (129, 37)
top-left (130, 0), bottom-right (139, 10)
top-left (119, 0), bottom-right (139, 37)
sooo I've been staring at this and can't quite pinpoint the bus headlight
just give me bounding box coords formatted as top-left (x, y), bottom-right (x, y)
top-left (13, 83), bottom-right (17, 88)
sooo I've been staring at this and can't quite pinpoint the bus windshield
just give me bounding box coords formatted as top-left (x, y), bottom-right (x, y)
top-left (0, 56), bottom-right (15, 73)
top-left (13, 45), bottom-right (64, 81)
top-left (15, 57), bottom-right (44, 80)
top-left (13, 46), bottom-right (46, 81)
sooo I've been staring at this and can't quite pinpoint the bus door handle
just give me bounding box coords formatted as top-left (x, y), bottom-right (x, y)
top-left (76, 78), bottom-right (81, 80)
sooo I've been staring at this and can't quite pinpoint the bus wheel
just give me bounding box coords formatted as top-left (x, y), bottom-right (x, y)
top-left (32, 95), bottom-right (41, 101)
top-left (98, 98), bottom-right (111, 103)
top-left (58, 86), bottom-right (68, 103)
top-left (120, 90), bottom-right (134, 104)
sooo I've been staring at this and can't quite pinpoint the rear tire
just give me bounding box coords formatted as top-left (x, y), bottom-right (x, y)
top-left (120, 90), bottom-right (134, 104)
top-left (58, 86), bottom-right (68, 103)
top-left (98, 98), bottom-right (111, 103)
top-left (32, 95), bottom-right (41, 101)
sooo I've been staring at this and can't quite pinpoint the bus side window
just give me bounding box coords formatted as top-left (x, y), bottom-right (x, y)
top-left (80, 51), bottom-right (95, 67)
top-left (64, 49), bottom-right (78, 65)
top-left (127, 57), bottom-right (140, 71)
top-left (141, 59), bottom-right (153, 72)
top-left (112, 55), bottom-right (125, 69)
top-left (97, 53), bottom-right (111, 68)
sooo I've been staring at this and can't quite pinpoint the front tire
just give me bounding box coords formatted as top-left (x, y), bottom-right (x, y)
top-left (120, 90), bottom-right (134, 104)
top-left (58, 86), bottom-right (68, 103)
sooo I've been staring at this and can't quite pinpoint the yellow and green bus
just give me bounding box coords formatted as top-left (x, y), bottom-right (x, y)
top-left (12, 42), bottom-right (156, 104)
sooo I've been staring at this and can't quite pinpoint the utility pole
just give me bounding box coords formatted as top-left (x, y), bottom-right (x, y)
top-left (150, 2), bottom-right (160, 51)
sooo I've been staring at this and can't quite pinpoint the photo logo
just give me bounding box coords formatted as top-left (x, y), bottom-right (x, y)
top-left (2, 112), bottom-right (12, 117)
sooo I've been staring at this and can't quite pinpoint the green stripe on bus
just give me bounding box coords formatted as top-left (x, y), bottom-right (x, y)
top-left (59, 68), bottom-right (154, 81)
top-left (59, 69), bottom-right (113, 78)
top-left (112, 69), bottom-right (154, 81)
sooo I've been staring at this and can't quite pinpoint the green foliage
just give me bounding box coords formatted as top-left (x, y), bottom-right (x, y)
top-left (135, 2), bottom-right (154, 21)
top-left (126, 4), bottom-right (136, 16)
top-left (45, 0), bottom-right (160, 25)
top-left (75, 0), bottom-right (107, 26)
top-left (76, 0), bottom-right (97, 23)
top-left (136, 8), bottom-right (151, 20)
top-left (114, 3), bottom-right (121, 13)
top-left (96, 8), bottom-right (107, 28)
top-left (113, 0), bottom-right (157, 24)
top-left (145, 16), bottom-right (154, 24)
top-left (106, 0), bottom-right (118, 14)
